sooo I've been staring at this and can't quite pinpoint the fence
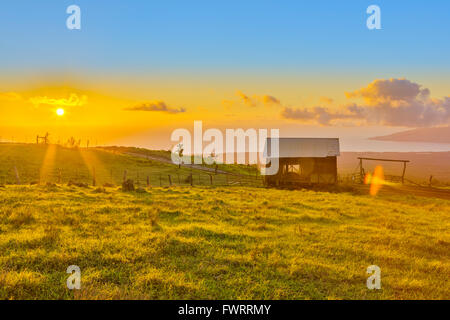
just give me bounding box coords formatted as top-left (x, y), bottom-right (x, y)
top-left (0, 166), bottom-right (264, 188)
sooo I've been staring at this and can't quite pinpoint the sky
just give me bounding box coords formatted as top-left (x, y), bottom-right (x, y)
top-left (0, 0), bottom-right (449, 151)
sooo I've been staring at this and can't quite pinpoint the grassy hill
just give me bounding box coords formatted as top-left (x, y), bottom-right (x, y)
top-left (0, 144), bottom-right (259, 187)
top-left (0, 143), bottom-right (449, 299)
top-left (0, 184), bottom-right (448, 299)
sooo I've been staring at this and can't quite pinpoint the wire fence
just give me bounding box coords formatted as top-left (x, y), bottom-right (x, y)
top-left (0, 166), bottom-right (264, 188)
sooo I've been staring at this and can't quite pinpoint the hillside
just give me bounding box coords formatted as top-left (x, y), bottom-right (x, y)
top-left (370, 126), bottom-right (450, 143)
top-left (0, 184), bottom-right (449, 299)
top-left (0, 144), bottom-right (258, 187)
top-left (0, 143), bottom-right (449, 299)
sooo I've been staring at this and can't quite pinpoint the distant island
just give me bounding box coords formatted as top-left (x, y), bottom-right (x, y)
top-left (370, 126), bottom-right (450, 144)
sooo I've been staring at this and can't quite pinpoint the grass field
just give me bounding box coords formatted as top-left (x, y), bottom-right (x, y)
top-left (0, 144), bottom-right (449, 300)
top-left (0, 144), bottom-right (259, 187)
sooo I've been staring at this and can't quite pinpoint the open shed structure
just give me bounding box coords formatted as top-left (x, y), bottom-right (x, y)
top-left (263, 138), bottom-right (340, 186)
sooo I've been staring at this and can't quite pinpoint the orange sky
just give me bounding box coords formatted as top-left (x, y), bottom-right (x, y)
top-left (1, 74), bottom-right (449, 150)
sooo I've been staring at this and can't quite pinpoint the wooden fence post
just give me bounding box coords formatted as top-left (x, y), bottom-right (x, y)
top-left (147, 175), bottom-right (150, 187)
top-left (123, 170), bottom-right (127, 183)
top-left (14, 166), bottom-right (21, 185)
top-left (92, 167), bottom-right (96, 186)
top-left (359, 158), bottom-right (364, 184)
top-left (401, 162), bottom-right (407, 185)
top-left (210, 174), bottom-right (213, 185)
top-left (190, 174), bottom-right (193, 187)
top-left (168, 175), bottom-right (172, 186)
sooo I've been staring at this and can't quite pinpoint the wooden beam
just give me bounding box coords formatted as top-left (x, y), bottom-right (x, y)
top-left (358, 157), bottom-right (410, 163)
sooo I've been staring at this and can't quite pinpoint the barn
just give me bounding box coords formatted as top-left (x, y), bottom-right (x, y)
top-left (263, 138), bottom-right (340, 186)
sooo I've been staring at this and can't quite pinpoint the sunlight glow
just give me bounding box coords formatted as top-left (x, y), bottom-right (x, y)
top-left (56, 108), bottom-right (65, 116)
top-left (364, 165), bottom-right (385, 196)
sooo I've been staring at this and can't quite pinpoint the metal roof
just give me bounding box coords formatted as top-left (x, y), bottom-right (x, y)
top-left (264, 138), bottom-right (340, 158)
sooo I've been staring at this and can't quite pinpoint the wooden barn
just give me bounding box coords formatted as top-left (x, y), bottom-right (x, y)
top-left (263, 138), bottom-right (340, 186)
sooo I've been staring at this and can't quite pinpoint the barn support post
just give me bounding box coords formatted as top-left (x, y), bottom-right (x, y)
top-left (335, 156), bottom-right (338, 184)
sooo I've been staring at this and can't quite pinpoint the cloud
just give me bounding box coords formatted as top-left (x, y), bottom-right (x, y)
top-left (236, 90), bottom-right (257, 107)
top-left (319, 96), bottom-right (334, 105)
top-left (0, 92), bottom-right (23, 101)
top-left (29, 93), bottom-right (87, 107)
top-left (260, 94), bottom-right (281, 105)
top-left (281, 78), bottom-right (450, 127)
top-left (345, 78), bottom-right (430, 105)
top-left (281, 105), bottom-right (363, 126)
top-left (225, 91), bottom-right (282, 108)
top-left (125, 101), bottom-right (186, 114)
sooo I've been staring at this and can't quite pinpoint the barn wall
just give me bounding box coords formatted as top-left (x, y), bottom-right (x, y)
top-left (265, 156), bottom-right (337, 185)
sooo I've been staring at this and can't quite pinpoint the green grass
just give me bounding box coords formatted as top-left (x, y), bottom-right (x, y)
top-left (0, 143), bottom-right (448, 300)
top-left (0, 184), bottom-right (448, 299)
top-left (0, 144), bottom-right (259, 187)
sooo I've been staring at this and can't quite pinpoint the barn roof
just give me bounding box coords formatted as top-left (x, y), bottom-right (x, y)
top-left (264, 138), bottom-right (340, 158)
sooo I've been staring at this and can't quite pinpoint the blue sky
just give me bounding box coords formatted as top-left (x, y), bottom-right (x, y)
top-left (1, 0), bottom-right (449, 75)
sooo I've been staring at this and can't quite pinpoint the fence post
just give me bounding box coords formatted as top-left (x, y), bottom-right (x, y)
top-left (92, 167), bottom-right (96, 186)
top-left (147, 175), bottom-right (150, 187)
top-left (123, 170), bottom-right (127, 183)
top-left (210, 174), bottom-right (213, 186)
top-left (190, 174), bottom-right (193, 187)
top-left (58, 168), bottom-right (62, 184)
top-left (168, 175), bottom-right (172, 186)
top-left (14, 166), bottom-right (21, 185)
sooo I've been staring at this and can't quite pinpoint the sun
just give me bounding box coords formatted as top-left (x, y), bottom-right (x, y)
top-left (56, 108), bottom-right (65, 116)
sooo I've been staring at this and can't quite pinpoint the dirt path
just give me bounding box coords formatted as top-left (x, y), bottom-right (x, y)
top-left (123, 152), bottom-right (237, 175)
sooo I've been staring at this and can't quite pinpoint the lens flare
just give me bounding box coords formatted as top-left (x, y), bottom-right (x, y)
top-left (364, 165), bottom-right (385, 196)
top-left (56, 108), bottom-right (65, 116)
